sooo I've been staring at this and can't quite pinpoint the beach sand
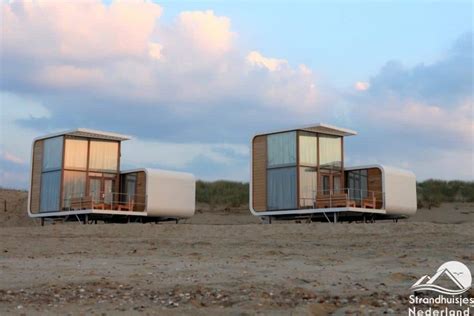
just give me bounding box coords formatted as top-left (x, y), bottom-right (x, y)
top-left (0, 190), bottom-right (473, 315)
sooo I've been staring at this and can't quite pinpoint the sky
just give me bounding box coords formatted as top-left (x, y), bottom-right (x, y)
top-left (0, 0), bottom-right (473, 189)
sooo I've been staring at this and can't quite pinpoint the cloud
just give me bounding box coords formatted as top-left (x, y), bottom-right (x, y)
top-left (122, 138), bottom-right (249, 170)
top-left (354, 81), bottom-right (370, 91)
top-left (1, 0), bottom-right (320, 114)
top-left (0, 1), bottom-right (472, 186)
top-left (176, 10), bottom-right (234, 55)
top-left (246, 51), bottom-right (288, 71)
top-left (2, 152), bottom-right (26, 165)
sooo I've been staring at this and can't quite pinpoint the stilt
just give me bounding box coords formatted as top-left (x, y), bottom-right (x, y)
top-left (41, 217), bottom-right (44, 226)
top-left (333, 212), bottom-right (337, 223)
top-left (83, 214), bottom-right (88, 225)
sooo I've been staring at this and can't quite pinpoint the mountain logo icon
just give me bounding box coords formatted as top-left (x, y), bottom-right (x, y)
top-left (411, 261), bottom-right (472, 295)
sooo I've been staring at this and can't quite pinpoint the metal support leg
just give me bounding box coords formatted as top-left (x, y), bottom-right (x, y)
top-left (41, 218), bottom-right (44, 226)
top-left (322, 212), bottom-right (330, 223)
top-left (83, 214), bottom-right (88, 225)
top-left (333, 212), bottom-right (337, 223)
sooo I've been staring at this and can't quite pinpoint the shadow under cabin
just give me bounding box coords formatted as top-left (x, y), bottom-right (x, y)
top-left (250, 123), bottom-right (417, 223)
top-left (28, 129), bottom-right (195, 225)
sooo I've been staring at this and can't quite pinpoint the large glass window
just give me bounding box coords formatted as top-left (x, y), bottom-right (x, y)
top-left (64, 139), bottom-right (88, 170)
top-left (121, 173), bottom-right (137, 202)
top-left (267, 131), bottom-right (296, 167)
top-left (267, 167), bottom-right (297, 210)
top-left (89, 141), bottom-right (119, 172)
top-left (42, 136), bottom-right (63, 171)
top-left (299, 132), bottom-right (317, 166)
top-left (62, 171), bottom-right (86, 207)
top-left (319, 135), bottom-right (342, 169)
top-left (300, 167), bottom-right (317, 207)
top-left (347, 169), bottom-right (368, 201)
top-left (40, 171), bottom-right (61, 212)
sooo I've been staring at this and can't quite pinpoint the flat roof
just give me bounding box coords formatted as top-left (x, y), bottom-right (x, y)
top-left (34, 128), bottom-right (131, 142)
top-left (255, 123), bottom-right (357, 137)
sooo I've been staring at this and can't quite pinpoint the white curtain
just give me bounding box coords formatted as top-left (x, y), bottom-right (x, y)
top-left (62, 171), bottom-right (86, 207)
top-left (267, 167), bottom-right (296, 210)
top-left (267, 131), bottom-right (296, 167)
top-left (42, 136), bottom-right (63, 171)
top-left (64, 139), bottom-right (88, 169)
top-left (40, 171), bottom-right (61, 212)
top-left (89, 141), bottom-right (118, 171)
top-left (299, 132), bottom-right (317, 165)
top-left (319, 135), bottom-right (342, 168)
top-left (300, 167), bottom-right (317, 207)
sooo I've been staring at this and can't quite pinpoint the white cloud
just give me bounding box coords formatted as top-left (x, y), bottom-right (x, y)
top-left (148, 42), bottom-right (163, 60)
top-left (246, 51), bottom-right (288, 71)
top-left (122, 138), bottom-right (249, 169)
top-left (354, 81), bottom-right (370, 91)
top-left (1, 1), bottom-right (321, 114)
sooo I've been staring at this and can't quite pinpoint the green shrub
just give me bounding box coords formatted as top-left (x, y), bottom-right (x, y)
top-left (196, 180), bottom-right (249, 208)
top-left (417, 179), bottom-right (474, 209)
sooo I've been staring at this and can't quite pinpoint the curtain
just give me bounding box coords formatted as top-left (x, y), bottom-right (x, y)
top-left (42, 137), bottom-right (63, 171)
top-left (299, 132), bottom-right (317, 165)
top-left (64, 139), bottom-right (88, 169)
top-left (300, 167), bottom-right (317, 207)
top-left (40, 171), bottom-right (61, 212)
top-left (89, 141), bottom-right (118, 171)
top-left (267, 167), bottom-right (296, 210)
top-left (62, 171), bottom-right (86, 207)
top-left (267, 131), bottom-right (296, 167)
top-left (319, 135), bottom-right (342, 169)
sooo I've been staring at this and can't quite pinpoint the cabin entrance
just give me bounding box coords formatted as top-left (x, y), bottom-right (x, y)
top-left (88, 174), bottom-right (116, 204)
top-left (319, 170), bottom-right (342, 195)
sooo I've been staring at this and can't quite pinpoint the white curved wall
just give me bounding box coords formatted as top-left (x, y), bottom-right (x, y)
top-left (382, 165), bottom-right (417, 215)
top-left (143, 168), bottom-right (195, 218)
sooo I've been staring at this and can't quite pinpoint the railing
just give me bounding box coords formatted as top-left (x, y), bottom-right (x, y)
top-left (299, 188), bottom-right (385, 210)
top-left (62, 192), bottom-right (147, 212)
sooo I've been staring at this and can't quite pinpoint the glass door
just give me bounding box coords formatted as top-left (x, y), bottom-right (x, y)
top-left (89, 177), bottom-right (102, 203)
top-left (319, 171), bottom-right (343, 195)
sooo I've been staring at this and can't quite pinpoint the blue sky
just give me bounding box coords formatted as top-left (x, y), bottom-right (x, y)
top-left (0, 0), bottom-right (473, 188)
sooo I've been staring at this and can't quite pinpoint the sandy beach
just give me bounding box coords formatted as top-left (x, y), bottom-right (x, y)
top-left (0, 192), bottom-right (473, 315)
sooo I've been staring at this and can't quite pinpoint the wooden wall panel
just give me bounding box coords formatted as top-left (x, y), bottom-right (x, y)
top-left (252, 136), bottom-right (267, 211)
top-left (30, 140), bottom-right (43, 213)
top-left (367, 168), bottom-right (383, 208)
top-left (135, 171), bottom-right (146, 212)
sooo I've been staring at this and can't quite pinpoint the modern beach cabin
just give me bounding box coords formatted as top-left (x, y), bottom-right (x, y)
top-left (250, 124), bottom-right (417, 222)
top-left (28, 129), bottom-right (195, 224)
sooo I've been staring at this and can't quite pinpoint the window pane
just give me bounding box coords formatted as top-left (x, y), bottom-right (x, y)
top-left (89, 141), bottom-right (118, 171)
top-left (267, 131), bottom-right (296, 167)
top-left (319, 135), bottom-right (342, 169)
top-left (121, 174), bottom-right (137, 202)
top-left (42, 136), bottom-right (63, 171)
top-left (299, 132), bottom-right (317, 166)
top-left (62, 171), bottom-right (86, 207)
top-left (40, 171), bottom-right (61, 212)
top-left (64, 139), bottom-right (88, 169)
top-left (300, 167), bottom-right (317, 207)
top-left (267, 167), bottom-right (296, 210)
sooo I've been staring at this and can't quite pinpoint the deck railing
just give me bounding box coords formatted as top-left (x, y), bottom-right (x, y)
top-left (62, 192), bottom-right (147, 212)
top-left (299, 188), bottom-right (385, 210)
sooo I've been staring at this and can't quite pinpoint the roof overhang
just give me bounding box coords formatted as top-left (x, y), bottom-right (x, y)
top-left (33, 128), bottom-right (131, 142)
top-left (255, 123), bottom-right (357, 137)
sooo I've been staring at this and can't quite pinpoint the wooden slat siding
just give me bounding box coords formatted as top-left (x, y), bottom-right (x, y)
top-left (367, 168), bottom-right (383, 209)
top-left (30, 140), bottom-right (43, 213)
top-left (252, 135), bottom-right (267, 211)
top-left (135, 171), bottom-right (146, 212)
